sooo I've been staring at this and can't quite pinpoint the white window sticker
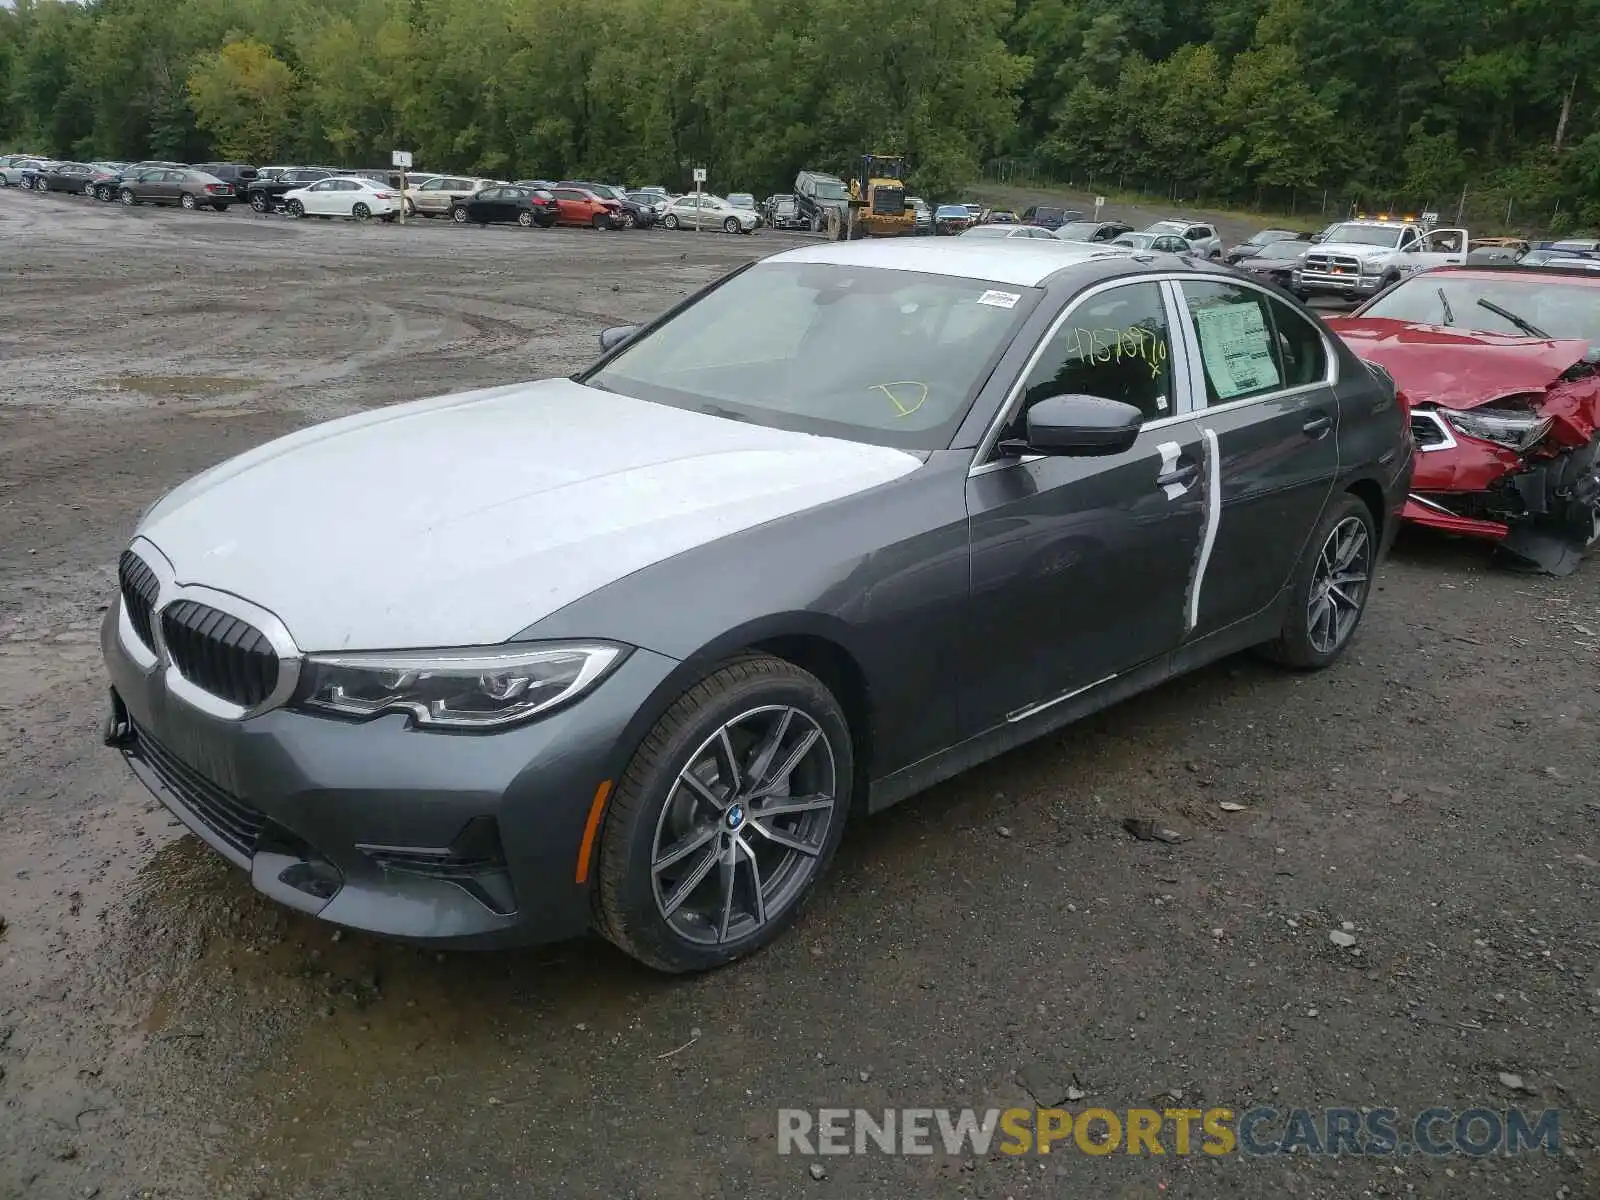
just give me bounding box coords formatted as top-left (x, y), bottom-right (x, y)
top-left (977, 289), bottom-right (1021, 309)
top-left (1193, 302), bottom-right (1281, 399)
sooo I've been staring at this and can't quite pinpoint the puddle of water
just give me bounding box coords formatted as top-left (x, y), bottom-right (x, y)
top-left (101, 374), bottom-right (264, 397)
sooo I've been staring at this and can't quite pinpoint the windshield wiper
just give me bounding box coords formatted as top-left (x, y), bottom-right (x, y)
top-left (1436, 288), bottom-right (1454, 326)
top-left (696, 402), bottom-right (754, 424)
top-left (1476, 297), bottom-right (1550, 339)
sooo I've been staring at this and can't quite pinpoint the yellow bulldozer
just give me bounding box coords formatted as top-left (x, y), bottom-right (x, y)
top-left (825, 154), bottom-right (914, 240)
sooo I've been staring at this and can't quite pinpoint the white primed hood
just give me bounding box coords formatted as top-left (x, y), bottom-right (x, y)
top-left (138, 378), bottom-right (922, 651)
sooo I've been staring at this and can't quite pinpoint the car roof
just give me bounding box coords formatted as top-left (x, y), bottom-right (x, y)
top-left (760, 238), bottom-right (1140, 287)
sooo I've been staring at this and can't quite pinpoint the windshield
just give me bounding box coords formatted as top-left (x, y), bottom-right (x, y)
top-left (585, 263), bottom-right (1035, 450)
top-left (1146, 221), bottom-right (1184, 234)
top-left (1361, 275), bottom-right (1600, 343)
top-left (935, 205), bottom-right (968, 218)
top-left (1322, 224), bottom-right (1405, 248)
top-left (1054, 222), bottom-right (1101, 241)
top-left (960, 225), bottom-right (1020, 238)
top-left (813, 180), bottom-right (847, 201)
top-left (729, 194), bottom-right (754, 206)
top-left (1116, 233), bottom-right (1155, 248)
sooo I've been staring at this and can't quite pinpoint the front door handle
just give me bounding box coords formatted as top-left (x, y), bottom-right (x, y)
top-left (1156, 462), bottom-right (1199, 489)
top-left (1302, 412), bottom-right (1332, 439)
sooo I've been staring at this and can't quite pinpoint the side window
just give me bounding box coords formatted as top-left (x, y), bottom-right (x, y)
top-left (421, 178), bottom-right (443, 191)
top-left (1268, 297), bottom-right (1328, 388)
top-left (1014, 282), bottom-right (1175, 430)
top-left (1179, 281), bottom-right (1284, 404)
top-left (553, 188), bottom-right (581, 202)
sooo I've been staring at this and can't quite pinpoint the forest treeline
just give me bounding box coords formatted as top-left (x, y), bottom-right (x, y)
top-left (1, 0), bottom-right (1597, 227)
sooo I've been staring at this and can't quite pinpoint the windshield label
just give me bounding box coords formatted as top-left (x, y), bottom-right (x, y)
top-left (978, 290), bottom-right (1021, 309)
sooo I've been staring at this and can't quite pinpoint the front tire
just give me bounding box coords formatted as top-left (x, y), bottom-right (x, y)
top-left (595, 656), bottom-right (853, 973)
top-left (1262, 493), bottom-right (1377, 669)
top-left (285, 199), bottom-right (304, 219)
top-left (250, 193), bottom-right (268, 213)
top-left (451, 206), bottom-right (468, 224)
top-left (663, 213), bottom-right (680, 230)
top-left (352, 202), bottom-right (371, 221)
top-left (96, 184), bottom-right (113, 201)
top-left (119, 188), bottom-right (136, 206)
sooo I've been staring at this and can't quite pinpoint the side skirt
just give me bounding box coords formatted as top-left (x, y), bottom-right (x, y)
top-left (865, 602), bottom-right (1286, 816)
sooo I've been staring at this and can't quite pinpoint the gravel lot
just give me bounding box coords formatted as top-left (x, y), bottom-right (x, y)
top-left (1, 189), bottom-right (1597, 1200)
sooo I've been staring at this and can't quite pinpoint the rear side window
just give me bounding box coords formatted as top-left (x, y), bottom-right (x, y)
top-left (1268, 298), bottom-right (1328, 387)
top-left (1178, 281), bottom-right (1284, 403)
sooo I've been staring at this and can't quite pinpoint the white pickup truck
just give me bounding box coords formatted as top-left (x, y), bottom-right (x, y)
top-left (1293, 218), bottom-right (1469, 300)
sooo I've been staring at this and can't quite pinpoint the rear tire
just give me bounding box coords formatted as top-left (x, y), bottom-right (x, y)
top-left (594, 656), bottom-right (853, 974)
top-left (211, 203), bottom-right (229, 212)
top-left (723, 217), bottom-right (740, 234)
top-left (96, 184), bottom-right (113, 201)
top-left (179, 192), bottom-right (197, 210)
top-left (1261, 493), bottom-right (1376, 670)
top-left (592, 213), bottom-right (608, 230)
top-left (250, 193), bottom-right (268, 213)
top-left (517, 210), bottom-right (534, 227)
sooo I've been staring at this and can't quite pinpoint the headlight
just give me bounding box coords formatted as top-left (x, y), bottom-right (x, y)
top-left (298, 642), bottom-right (626, 729)
top-left (1360, 259), bottom-right (1386, 275)
top-left (1441, 407), bottom-right (1553, 451)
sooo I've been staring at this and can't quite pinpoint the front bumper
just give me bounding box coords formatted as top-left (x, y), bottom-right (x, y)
top-left (1293, 269), bottom-right (1385, 297)
top-left (102, 602), bottom-right (681, 947)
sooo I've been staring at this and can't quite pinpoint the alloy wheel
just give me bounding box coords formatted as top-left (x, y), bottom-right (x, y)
top-left (353, 202), bottom-right (371, 221)
top-left (517, 210), bottom-right (534, 227)
top-left (451, 206), bottom-right (467, 223)
top-left (650, 705), bottom-right (838, 946)
top-left (1307, 516), bottom-right (1370, 654)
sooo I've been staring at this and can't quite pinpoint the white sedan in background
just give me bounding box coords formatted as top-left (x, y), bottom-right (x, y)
top-left (281, 176), bottom-right (400, 222)
top-left (661, 193), bottom-right (760, 234)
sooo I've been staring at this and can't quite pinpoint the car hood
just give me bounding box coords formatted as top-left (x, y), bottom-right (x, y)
top-left (1324, 317), bottom-right (1591, 408)
top-left (137, 378), bottom-right (923, 652)
top-left (1314, 240), bottom-right (1402, 259)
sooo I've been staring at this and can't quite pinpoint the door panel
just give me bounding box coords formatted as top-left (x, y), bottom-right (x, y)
top-left (1170, 279), bottom-right (1339, 636)
top-left (964, 429), bottom-right (1205, 728)
top-left (961, 278), bottom-right (1203, 730)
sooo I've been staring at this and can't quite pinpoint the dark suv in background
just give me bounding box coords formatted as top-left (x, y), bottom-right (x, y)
top-left (247, 167), bottom-right (334, 213)
top-left (1021, 205), bottom-right (1083, 231)
top-left (194, 162), bottom-right (258, 197)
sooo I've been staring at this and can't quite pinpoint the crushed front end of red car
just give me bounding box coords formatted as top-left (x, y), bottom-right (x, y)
top-left (1325, 318), bottom-right (1600, 574)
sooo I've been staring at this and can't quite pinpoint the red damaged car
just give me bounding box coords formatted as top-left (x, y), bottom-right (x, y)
top-left (1324, 266), bottom-right (1600, 573)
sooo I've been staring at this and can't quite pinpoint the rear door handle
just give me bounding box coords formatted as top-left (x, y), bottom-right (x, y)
top-left (1302, 412), bottom-right (1332, 439)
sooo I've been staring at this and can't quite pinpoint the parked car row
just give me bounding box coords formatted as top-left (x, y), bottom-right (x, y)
top-left (2, 153), bottom-right (782, 237)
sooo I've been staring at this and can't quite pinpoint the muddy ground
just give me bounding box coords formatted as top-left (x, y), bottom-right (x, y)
top-left (1, 188), bottom-right (1597, 1200)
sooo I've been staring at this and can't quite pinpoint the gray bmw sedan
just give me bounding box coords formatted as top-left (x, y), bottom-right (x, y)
top-left (102, 239), bottom-right (1412, 972)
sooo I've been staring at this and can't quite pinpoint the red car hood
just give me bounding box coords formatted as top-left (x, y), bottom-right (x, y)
top-left (1324, 317), bottom-right (1590, 409)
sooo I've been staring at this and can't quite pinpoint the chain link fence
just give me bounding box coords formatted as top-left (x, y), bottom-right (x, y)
top-left (980, 158), bottom-right (1583, 238)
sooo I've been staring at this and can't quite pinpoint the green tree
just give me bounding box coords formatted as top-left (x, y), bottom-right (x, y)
top-left (187, 37), bottom-right (298, 163)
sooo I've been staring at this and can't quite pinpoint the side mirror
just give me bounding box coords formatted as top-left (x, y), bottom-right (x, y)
top-left (1001, 394), bottom-right (1144, 457)
top-left (598, 325), bottom-right (639, 352)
